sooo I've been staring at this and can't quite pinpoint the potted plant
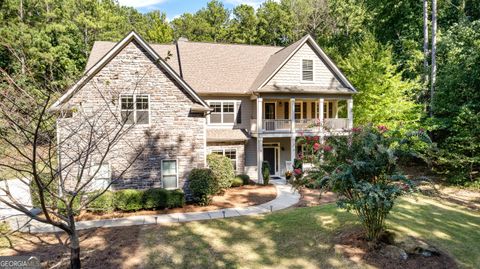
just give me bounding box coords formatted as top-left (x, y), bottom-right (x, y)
top-left (284, 170), bottom-right (293, 182)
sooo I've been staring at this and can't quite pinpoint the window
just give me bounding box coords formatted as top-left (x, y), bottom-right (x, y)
top-left (224, 149), bottom-right (237, 171)
top-left (161, 160), bottom-right (178, 189)
top-left (210, 149), bottom-right (237, 171)
top-left (120, 95), bottom-right (149, 124)
top-left (284, 102), bottom-right (289, 119)
top-left (207, 101), bottom-right (241, 124)
top-left (295, 103), bottom-right (302, 119)
top-left (311, 102), bottom-right (316, 118)
top-left (323, 101), bottom-right (335, 119)
top-left (89, 164), bottom-right (111, 180)
top-left (302, 59), bottom-right (313, 81)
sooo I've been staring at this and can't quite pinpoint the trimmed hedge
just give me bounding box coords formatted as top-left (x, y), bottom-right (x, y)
top-left (143, 188), bottom-right (185, 209)
top-left (113, 189), bottom-right (144, 212)
top-left (207, 153), bottom-right (234, 191)
top-left (231, 177), bottom-right (244, 187)
top-left (188, 168), bottom-right (217, 205)
top-left (236, 174), bottom-right (250, 185)
top-left (87, 191), bottom-right (115, 213)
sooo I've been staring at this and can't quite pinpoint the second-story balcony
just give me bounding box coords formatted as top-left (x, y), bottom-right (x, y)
top-left (253, 118), bottom-right (349, 133)
top-left (252, 97), bottom-right (353, 135)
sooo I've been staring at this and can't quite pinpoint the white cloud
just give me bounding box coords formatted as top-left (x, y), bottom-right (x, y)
top-left (118, 0), bottom-right (168, 8)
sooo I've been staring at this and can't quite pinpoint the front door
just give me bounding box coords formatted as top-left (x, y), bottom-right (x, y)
top-left (263, 147), bottom-right (276, 175)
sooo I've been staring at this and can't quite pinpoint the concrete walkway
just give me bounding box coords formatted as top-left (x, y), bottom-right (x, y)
top-left (24, 179), bottom-right (300, 233)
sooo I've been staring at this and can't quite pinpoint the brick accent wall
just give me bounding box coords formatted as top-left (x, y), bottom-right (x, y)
top-left (57, 40), bottom-right (206, 190)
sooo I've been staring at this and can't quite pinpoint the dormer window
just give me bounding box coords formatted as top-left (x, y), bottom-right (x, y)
top-left (302, 59), bottom-right (313, 81)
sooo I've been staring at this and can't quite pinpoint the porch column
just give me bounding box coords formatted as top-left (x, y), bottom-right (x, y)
top-left (319, 98), bottom-right (324, 124)
top-left (347, 98), bottom-right (354, 129)
top-left (257, 136), bottom-right (264, 184)
top-left (257, 97), bottom-right (263, 134)
top-left (290, 98), bottom-right (295, 133)
top-left (290, 135), bottom-right (296, 170)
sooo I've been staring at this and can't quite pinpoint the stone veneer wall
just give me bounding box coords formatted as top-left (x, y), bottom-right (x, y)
top-left (57, 40), bottom-right (206, 190)
top-left (206, 142), bottom-right (245, 174)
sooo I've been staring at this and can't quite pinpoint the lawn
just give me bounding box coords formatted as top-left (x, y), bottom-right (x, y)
top-left (1, 194), bottom-right (479, 269)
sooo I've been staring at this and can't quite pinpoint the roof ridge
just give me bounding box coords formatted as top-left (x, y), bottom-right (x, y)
top-left (93, 39), bottom-right (283, 49)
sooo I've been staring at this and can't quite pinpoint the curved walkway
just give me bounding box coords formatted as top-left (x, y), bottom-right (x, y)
top-left (26, 179), bottom-right (300, 233)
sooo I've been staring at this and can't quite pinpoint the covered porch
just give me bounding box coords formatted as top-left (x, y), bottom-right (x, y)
top-left (252, 96), bottom-right (353, 134)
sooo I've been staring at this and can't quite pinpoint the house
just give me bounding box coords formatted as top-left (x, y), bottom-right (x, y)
top-left (50, 31), bottom-right (355, 190)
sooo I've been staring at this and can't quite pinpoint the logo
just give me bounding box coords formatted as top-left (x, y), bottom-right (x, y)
top-left (0, 256), bottom-right (41, 269)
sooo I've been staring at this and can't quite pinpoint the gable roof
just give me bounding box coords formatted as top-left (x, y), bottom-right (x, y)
top-left (65, 33), bottom-right (356, 98)
top-left (50, 31), bottom-right (209, 110)
top-left (250, 35), bottom-right (356, 92)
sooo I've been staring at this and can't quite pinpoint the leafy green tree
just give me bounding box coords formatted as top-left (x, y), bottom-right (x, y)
top-left (142, 11), bottom-right (174, 43)
top-left (257, 0), bottom-right (293, 46)
top-left (339, 35), bottom-right (422, 129)
top-left (229, 4), bottom-right (258, 44)
top-left (430, 20), bottom-right (480, 184)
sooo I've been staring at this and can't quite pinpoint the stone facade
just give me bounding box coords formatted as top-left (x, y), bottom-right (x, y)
top-left (57, 40), bottom-right (206, 190)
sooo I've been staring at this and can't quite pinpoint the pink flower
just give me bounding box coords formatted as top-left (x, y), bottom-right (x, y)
top-left (294, 168), bottom-right (302, 175)
top-left (377, 125), bottom-right (388, 133)
top-left (313, 143), bottom-right (321, 152)
top-left (323, 145), bottom-right (333, 152)
top-left (352, 127), bottom-right (362, 133)
top-left (313, 136), bottom-right (320, 142)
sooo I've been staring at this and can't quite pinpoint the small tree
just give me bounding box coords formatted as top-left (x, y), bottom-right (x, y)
top-left (295, 125), bottom-right (430, 241)
top-left (0, 67), bottom-right (145, 268)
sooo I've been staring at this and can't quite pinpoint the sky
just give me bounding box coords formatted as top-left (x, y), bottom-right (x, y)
top-left (117, 0), bottom-right (270, 20)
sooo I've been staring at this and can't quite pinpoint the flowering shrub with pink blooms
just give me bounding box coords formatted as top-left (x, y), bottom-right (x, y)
top-left (293, 124), bottom-right (431, 241)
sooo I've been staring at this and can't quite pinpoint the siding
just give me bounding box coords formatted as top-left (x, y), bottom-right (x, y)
top-left (202, 95), bottom-right (253, 131)
top-left (267, 43), bottom-right (342, 88)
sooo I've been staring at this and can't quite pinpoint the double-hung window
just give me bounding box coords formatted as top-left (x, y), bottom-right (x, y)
top-left (161, 160), bottom-right (178, 189)
top-left (302, 59), bottom-right (314, 81)
top-left (210, 149), bottom-right (237, 171)
top-left (207, 101), bottom-right (241, 125)
top-left (120, 94), bottom-right (149, 124)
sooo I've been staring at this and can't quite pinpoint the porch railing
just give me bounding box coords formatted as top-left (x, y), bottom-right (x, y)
top-left (252, 118), bottom-right (349, 133)
top-left (264, 119), bottom-right (291, 131)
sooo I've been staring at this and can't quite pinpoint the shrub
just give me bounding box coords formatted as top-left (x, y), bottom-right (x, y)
top-left (262, 161), bottom-right (270, 185)
top-left (207, 153), bottom-right (234, 191)
top-left (236, 174), bottom-right (250, 185)
top-left (296, 125), bottom-right (430, 241)
top-left (142, 188), bottom-right (185, 209)
top-left (29, 174), bottom-right (58, 209)
top-left (87, 191), bottom-right (114, 213)
top-left (231, 177), bottom-right (244, 187)
top-left (188, 168), bottom-right (217, 205)
top-left (142, 188), bottom-right (169, 209)
top-left (113, 189), bottom-right (144, 211)
top-left (167, 189), bottom-right (185, 208)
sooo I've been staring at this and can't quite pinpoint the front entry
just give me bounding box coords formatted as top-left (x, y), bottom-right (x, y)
top-left (263, 144), bottom-right (279, 175)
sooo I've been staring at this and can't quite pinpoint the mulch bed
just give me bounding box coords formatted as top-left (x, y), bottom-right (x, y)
top-left (77, 184), bottom-right (277, 221)
top-left (333, 227), bottom-right (458, 269)
top-left (295, 187), bottom-right (337, 207)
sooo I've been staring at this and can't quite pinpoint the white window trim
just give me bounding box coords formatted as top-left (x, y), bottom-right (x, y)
top-left (161, 159), bottom-right (179, 190)
top-left (209, 149), bottom-right (238, 171)
top-left (206, 100), bottom-right (241, 126)
top-left (119, 94), bottom-right (151, 126)
top-left (89, 163), bottom-right (112, 181)
top-left (301, 59), bottom-right (315, 83)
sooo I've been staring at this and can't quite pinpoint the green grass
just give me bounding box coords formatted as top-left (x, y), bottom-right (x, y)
top-left (138, 195), bottom-right (480, 269)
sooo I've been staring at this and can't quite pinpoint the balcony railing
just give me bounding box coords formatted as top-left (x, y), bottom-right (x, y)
top-left (251, 118), bottom-right (349, 133)
top-left (264, 119), bottom-right (291, 131)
